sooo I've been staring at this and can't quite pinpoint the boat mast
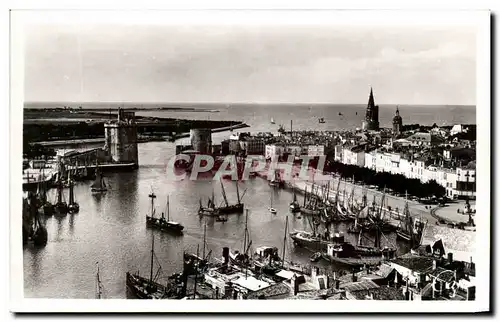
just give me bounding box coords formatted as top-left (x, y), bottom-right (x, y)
top-left (282, 216), bottom-right (288, 268)
top-left (193, 244), bottom-right (199, 299)
top-left (149, 191), bottom-right (156, 218)
top-left (220, 179), bottom-right (229, 207)
top-left (236, 181), bottom-right (240, 205)
top-left (202, 222), bottom-right (206, 259)
top-left (167, 195), bottom-right (170, 222)
top-left (149, 235), bottom-right (155, 285)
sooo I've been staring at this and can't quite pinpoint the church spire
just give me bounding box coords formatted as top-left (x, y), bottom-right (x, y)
top-left (367, 87), bottom-right (375, 109)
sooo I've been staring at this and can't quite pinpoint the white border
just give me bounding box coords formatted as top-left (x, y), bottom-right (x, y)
top-left (9, 8), bottom-right (491, 313)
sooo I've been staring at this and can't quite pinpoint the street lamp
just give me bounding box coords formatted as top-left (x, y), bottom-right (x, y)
top-left (457, 171), bottom-right (476, 226)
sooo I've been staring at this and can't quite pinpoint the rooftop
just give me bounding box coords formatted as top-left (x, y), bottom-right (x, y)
top-left (348, 285), bottom-right (406, 300)
top-left (389, 255), bottom-right (435, 273)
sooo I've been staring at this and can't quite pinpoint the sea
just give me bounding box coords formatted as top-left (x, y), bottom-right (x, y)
top-left (22, 102), bottom-right (476, 299)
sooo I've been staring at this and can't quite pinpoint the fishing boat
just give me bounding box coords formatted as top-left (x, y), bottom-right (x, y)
top-left (36, 177), bottom-right (53, 216)
top-left (146, 193), bottom-right (184, 235)
top-left (24, 192), bottom-right (48, 246)
top-left (396, 196), bottom-right (426, 247)
top-left (90, 168), bottom-right (107, 193)
top-left (54, 181), bottom-right (68, 215)
top-left (126, 236), bottom-right (171, 299)
top-left (289, 187), bottom-right (301, 213)
top-left (198, 180), bottom-right (245, 215)
top-left (269, 192), bottom-right (277, 214)
top-left (290, 230), bottom-right (345, 252)
top-left (300, 186), bottom-right (320, 215)
top-left (67, 179), bottom-right (80, 213)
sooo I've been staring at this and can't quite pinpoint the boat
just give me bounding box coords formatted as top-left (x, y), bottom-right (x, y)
top-left (269, 192), bottom-right (277, 214)
top-left (24, 192), bottom-right (48, 246)
top-left (126, 236), bottom-right (171, 299)
top-left (199, 180), bottom-right (245, 215)
top-left (310, 252), bottom-right (322, 262)
top-left (290, 230), bottom-right (345, 252)
top-left (91, 168), bottom-right (107, 193)
top-left (36, 177), bottom-right (53, 216)
top-left (289, 187), bottom-right (301, 213)
top-left (270, 118), bottom-right (276, 125)
top-left (54, 181), bottom-right (68, 215)
top-left (67, 179), bottom-right (80, 213)
top-left (146, 193), bottom-right (184, 235)
top-left (318, 118), bottom-right (325, 124)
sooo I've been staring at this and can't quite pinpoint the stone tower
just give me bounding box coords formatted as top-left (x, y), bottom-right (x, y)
top-left (104, 108), bottom-right (139, 167)
top-left (362, 87), bottom-right (380, 131)
top-left (392, 106), bottom-right (403, 136)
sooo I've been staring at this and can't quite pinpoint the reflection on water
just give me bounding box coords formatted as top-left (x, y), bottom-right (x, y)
top-left (24, 141), bottom-right (410, 299)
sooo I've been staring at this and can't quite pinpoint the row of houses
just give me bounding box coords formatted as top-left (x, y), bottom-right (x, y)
top-left (336, 145), bottom-right (476, 199)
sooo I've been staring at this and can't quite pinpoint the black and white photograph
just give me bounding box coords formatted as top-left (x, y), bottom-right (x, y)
top-left (9, 9), bottom-right (491, 313)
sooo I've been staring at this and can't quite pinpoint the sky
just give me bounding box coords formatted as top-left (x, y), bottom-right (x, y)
top-left (24, 24), bottom-right (477, 105)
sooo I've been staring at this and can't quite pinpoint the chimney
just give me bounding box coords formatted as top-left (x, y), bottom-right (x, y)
top-left (448, 252), bottom-right (453, 264)
top-left (432, 259), bottom-right (437, 270)
top-left (222, 247), bottom-right (229, 266)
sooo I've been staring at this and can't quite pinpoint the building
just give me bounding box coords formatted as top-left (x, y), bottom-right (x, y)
top-left (342, 145), bottom-right (365, 167)
top-left (104, 108), bottom-right (139, 167)
top-left (307, 145), bottom-right (325, 157)
top-left (362, 87), bottom-right (380, 131)
top-left (392, 107), bottom-right (403, 136)
top-left (364, 150), bottom-right (377, 170)
top-left (406, 132), bottom-right (443, 147)
top-left (240, 137), bottom-right (266, 155)
top-left (265, 144), bottom-right (285, 161)
top-left (334, 145), bottom-right (343, 162)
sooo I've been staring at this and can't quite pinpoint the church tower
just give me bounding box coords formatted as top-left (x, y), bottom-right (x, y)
top-left (362, 87), bottom-right (380, 131)
top-left (392, 106), bottom-right (403, 136)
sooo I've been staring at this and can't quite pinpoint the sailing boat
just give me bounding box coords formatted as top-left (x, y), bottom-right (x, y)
top-left (67, 179), bottom-right (80, 213)
top-left (91, 167), bottom-right (107, 193)
top-left (54, 180), bottom-right (68, 215)
top-left (289, 186), bottom-right (300, 213)
top-left (157, 195), bottom-right (184, 234)
top-left (270, 117), bottom-right (276, 124)
top-left (96, 262), bottom-right (104, 299)
top-left (126, 236), bottom-right (169, 299)
top-left (269, 192), bottom-right (277, 214)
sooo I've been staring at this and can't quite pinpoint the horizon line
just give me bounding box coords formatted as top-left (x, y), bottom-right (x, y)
top-left (23, 101), bottom-right (476, 107)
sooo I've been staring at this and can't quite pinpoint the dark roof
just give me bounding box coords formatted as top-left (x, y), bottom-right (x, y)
top-left (246, 282), bottom-right (291, 299)
top-left (390, 255), bottom-right (435, 273)
top-left (349, 286), bottom-right (406, 300)
top-left (341, 280), bottom-right (379, 292)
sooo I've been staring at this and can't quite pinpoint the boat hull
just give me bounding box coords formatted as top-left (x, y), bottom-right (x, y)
top-left (126, 272), bottom-right (168, 299)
